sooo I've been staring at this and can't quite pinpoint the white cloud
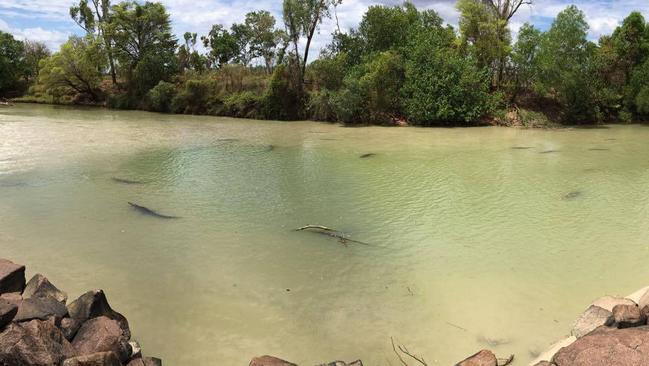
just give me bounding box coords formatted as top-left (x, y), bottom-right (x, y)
top-left (1, 0), bottom-right (649, 56)
top-left (0, 17), bottom-right (69, 50)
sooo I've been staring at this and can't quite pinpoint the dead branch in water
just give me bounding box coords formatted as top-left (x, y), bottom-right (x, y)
top-left (295, 225), bottom-right (371, 246)
top-left (391, 337), bottom-right (427, 366)
top-left (295, 225), bottom-right (337, 232)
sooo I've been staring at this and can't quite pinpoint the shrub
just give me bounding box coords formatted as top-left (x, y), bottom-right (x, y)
top-left (307, 89), bottom-right (337, 121)
top-left (146, 81), bottom-right (177, 113)
top-left (222, 91), bottom-right (262, 119)
top-left (261, 64), bottom-right (303, 120)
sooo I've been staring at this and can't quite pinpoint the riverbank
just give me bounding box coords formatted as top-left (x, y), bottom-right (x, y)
top-left (0, 258), bottom-right (161, 365)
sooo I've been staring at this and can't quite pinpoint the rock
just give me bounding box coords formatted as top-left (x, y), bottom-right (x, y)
top-left (14, 296), bottom-right (69, 323)
top-left (60, 317), bottom-right (83, 341)
top-left (590, 296), bottom-right (636, 312)
top-left (572, 305), bottom-right (614, 338)
top-left (0, 319), bottom-right (75, 365)
top-left (0, 292), bottom-right (23, 307)
top-left (68, 290), bottom-right (130, 339)
top-left (625, 286), bottom-right (649, 305)
top-left (72, 316), bottom-right (131, 362)
top-left (0, 298), bottom-right (18, 329)
top-left (553, 325), bottom-right (649, 365)
top-left (638, 288), bottom-right (649, 309)
top-left (128, 340), bottom-right (142, 359)
top-left (529, 336), bottom-right (577, 365)
top-left (318, 361), bottom-right (363, 366)
top-left (454, 350), bottom-right (497, 366)
top-left (0, 258), bottom-right (26, 294)
top-left (612, 304), bottom-right (646, 328)
top-left (533, 362), bottom-right (555, 366)
top-left (62, 352), bottom-right (122, 366)
top-left (126, 357), bottom-right (162, 366)
top-left (249, 355), bottom-right (298, 366)
top-left (23, 274), bottom-right (68, 304)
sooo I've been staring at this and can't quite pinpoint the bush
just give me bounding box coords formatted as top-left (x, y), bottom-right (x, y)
top-left (636, 87), bottom-right (649, 116)
top-left (222, 91), bottom-right (262, 118)
top-left (146, 81), bottom-right (177, 113)
top-left (261, 64), bottom-right (303, 120)
top-left (307, 89), bottom-right (337, 121)
top-left (171, 79), bottom-right (219, 114)
top-left (403, 40), bottom-right (496, 125)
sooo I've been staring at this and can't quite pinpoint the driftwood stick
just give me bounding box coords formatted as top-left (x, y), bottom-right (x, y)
top-left (391, 337), bottom-right (408, 366)
top-left (398, 345), bottom-right (427, 366)
top-left (295, 225), bottom-right (337, 232)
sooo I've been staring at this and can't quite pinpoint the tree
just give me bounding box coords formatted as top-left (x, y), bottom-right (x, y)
top-left (202, 25), bottom-right (239, 68)
top-left (178, 32), bottom-right (206, 72)
top-left (0, 31), bottom-right (26, 97)
top-left (402, 27), bottom-right (495, 125)
top-left (282, 0), bottom-right (342, 81)
top-left (536, 5), bottom-right (598, 123)
top-left (109, 1), bottom-right (178, 96)
top-left (611, 12), bottom-right (648, 80)
top-left (245, 11), bottom-right (285, 73)
top-left (23, 41), bottom-right (50, 81)
top-left (70, 0), bottom-right (118, 85)
top-left (511, 23), bottom-right (541, 101)
top-left (39, 36), bottom-right (106, 101)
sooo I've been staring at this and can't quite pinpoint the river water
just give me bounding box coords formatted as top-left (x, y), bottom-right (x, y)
top-left (1, 104), bottom-right (649, 365)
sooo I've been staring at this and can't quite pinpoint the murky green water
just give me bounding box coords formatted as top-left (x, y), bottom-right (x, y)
top-left (2, 104), bottom-right (649, 365)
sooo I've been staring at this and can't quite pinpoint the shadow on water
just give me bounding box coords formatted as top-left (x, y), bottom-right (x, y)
top-left (563, 191), bottom-right (583, 200)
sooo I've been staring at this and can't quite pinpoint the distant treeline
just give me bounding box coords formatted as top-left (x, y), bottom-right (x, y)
top-left (1, 0), bottom-right (649, 126)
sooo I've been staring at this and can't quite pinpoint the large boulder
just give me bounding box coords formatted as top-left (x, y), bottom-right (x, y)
top-left (625, 286), bottom-right (649, 305)
top-left (62, 352), bottom-right (121, 366)
top-left (68, 290), bottom-right (130, 339)
top-left (590, 296), bottom-right (636, 312)
top-left (572, 305), bottom-right (614, 338)
top-left (72, 316), bottom-right (131, 362)
top-left (553, 325), bottom-right (649, 365)
top-left (126, 357), bottom-right (163, 366)
top-left (0, 319), bottom-right (75, 365)
top-left (0, 258), bottom-right (26, 294)
top-left (23, 274), bottom-right (68, 304)
top-left (454, 350), bottom-right (497, 366)
top-left (14, 296), bottom-right (69, 323)
top-left (612, 304), bottom-right (646, 328)
top-left (249, 355), bottom-right (298, 366)
top-left (0, 298), bottom-right (18, 329)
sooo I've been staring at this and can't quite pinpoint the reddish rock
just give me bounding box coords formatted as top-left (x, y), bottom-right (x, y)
top-left (62, 351), bottom-right (121, 366)
top-left (613, 304), bottom-right (646, 328)
top-left (126, 357), bottom-right (163, 366)
top-left (0, 319), bottom-right (75, 365)
top-left (0, 292), bottom-right (23, 307)
top-left (72, 316), bottom-right (131, 362)
top-left (23, 274), bottom-right (68, 304)
top-left (0, 258), bottom-right (26, 294)
top-left (249, 355), bottom-right (298, 366)
top-left (14, 296), bottom-right (69, 323)
top-left (0, 298), bottom-right (18, 329)
top-left (67, 290), bottom-right (130, 339)
top-left (454, 350), bottom-right (497, 366)
top-left (553, 325), bottom-right (649, 365)
top-left (60, 317), bottom-right (83, 341)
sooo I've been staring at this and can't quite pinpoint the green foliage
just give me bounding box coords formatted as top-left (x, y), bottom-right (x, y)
top-left (402, 32), bottom-right (496, 125)
top-left (202, 25), bottom-right (239, 68)
top-left (223, 91), bottom-right (263, 118)
top-left (306, 52), bottom-right (348, 90)
top-left (511, 23), bottom-right (541, 97)
top-left (171, 79), bottom-right (219, 115)
top-left (110, 1), bottom-right (178, 97)
top-left (261, 63), bottom-right (302, 120)
top-left (536, 5), bottom-right (599, 123)
top-left (38, 36), bottom-right (106, 102)
top-left (0, 31), bottom-right (26, 97)
top-left (147, 81), bottom-right (176, 112)
top-left (307, 89), bottom-right (337, 121)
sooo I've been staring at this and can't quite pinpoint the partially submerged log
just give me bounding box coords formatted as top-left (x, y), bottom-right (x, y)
top-left (295, 225), bottom-right (370, 246)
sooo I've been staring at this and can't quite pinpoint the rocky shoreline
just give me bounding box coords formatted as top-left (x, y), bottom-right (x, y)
top-left (7, 256), bottom-right (649, 366)
top-left (0, 258), bottom-right (160, 366)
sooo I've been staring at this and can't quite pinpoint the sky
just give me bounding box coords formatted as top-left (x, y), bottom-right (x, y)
top-left (1, 0), bottom-right (648, 57)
